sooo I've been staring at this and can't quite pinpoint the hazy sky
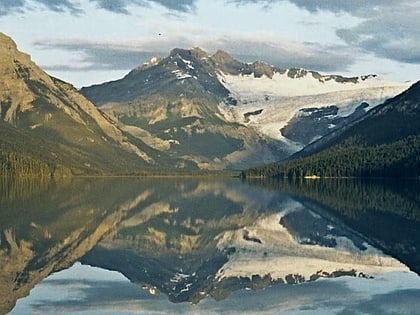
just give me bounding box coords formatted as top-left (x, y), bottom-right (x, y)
top-left (1, 0), bottom-right (419, 87)
top-left (11, 262), bottom-right (420, 315)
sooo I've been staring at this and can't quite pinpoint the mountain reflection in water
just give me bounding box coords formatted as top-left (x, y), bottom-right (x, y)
top-left (2, 177), bottom-right (420, 314)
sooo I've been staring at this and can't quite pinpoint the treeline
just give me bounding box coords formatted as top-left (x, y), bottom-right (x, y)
top-left (244, 177), bottom-right (420, 275)
top-left (245, 177), bottom-right (420, 222)
top-left (0, 152), bottom-right (52, 177)
top-left (0, 176), bottom-right (52, 202)
top-left (130, 168), bottom-right (237, 178)
top-left (0, 152), bottom-right (71, 178)
top-left (0, 122), bottom-right (72, 178)
top-left (242, 135), bottom-right (420, 179)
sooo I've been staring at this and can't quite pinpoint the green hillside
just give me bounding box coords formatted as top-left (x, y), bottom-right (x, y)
top-left (242, 81), bottom-right (420, 179)
top-left (0, 32), bottom-right (179, 176)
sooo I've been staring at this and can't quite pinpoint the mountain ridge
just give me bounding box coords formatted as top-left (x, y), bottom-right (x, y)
top-left (0, 32), bottom-right (415, 174)
top-left (242, 80), bottom-right (420, 178)
top-left (81, 47), bottom-right (232, 106)
top-left (80, 46), bottom-right (410, 168)
top-left (0, 32), bottom-right (184, 175)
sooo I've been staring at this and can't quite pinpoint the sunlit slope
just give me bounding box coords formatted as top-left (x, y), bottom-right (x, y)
top-left (0, 32), bottom-right (182, 175)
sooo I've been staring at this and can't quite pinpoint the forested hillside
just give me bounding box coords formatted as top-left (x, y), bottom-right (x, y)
top-left (0, 121), bottom-right (72, 177)
top-left (243, 136), bottom-right (420, 178)
top-left (242, 81), bottom-right (420, 179)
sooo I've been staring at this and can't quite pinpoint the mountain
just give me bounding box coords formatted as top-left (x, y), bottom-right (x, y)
top-left (297, 81), bottom-right (420, 155)
top-left (82, 48), bottom-right (288, 169)
top-left (0, 32), bottom-right (181, 176)
top-left (79, 179), bottom-right (408, 304)
top-left (0, 178), bottom-right (151, 314)
top-left (81, 47), bottom-right (231, 105)
top-left (1, 32), bottom-right (411, 173)
top-left (81, 47), bottom-right (410, 168)
top-left (215, 60), bottom-right (410, 147)
top-left (242, 81), bottom-right (420, 178)
top-left (3, 178), bottom-right (418, 310)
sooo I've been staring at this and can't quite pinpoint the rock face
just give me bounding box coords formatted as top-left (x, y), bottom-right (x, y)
top-left (81, 48), bottom-right (294, 169)
top-left (81, 48), bottom-right (231, 105)
top-left (0, 34), bottom-right (287, 171)
top-left (0, 31), bottom-right (411, 171)
top-left (294, 80), bottom-right (420, 159)
top-left (81, 47), bottom-right (411, 168)
top-left (0, 32), bottom-right (186, 174)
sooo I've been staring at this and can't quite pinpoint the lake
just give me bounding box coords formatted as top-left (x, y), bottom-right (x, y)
top-left (1, 177), bottom-right (420, 314)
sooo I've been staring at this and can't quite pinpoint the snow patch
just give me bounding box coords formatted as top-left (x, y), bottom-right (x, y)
top-left (142, 56), bottom-right (161, 67)
top-left (169, 139), bottom-right (180, 145)
top-left (217, 77), bottom-right (411, 151)
top-left (218, 71), bottom-right (408, 98)
top-left (170, 272), bottom-right (191, 283)
top-left (172, 69), bottom-right (193, 80)
top-left (30, 123), bottom-right (42, 129)
top-left (180, 57), bottom-right (195, 70)
top-left (216, 208), bottom-right (408, 282)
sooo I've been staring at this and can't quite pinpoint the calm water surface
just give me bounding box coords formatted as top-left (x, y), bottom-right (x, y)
top-left (1, 177), bottom-right (420, 314)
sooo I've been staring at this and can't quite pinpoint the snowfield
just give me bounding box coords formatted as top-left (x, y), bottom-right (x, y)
top-left (217, 71), bottom-right (411, 148)
top-left (218, 71), bottom-right (410, 98)
top-left (216, 204), bottom-right (408, 282)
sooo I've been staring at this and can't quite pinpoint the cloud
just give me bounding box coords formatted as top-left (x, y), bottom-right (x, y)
top-left (336, 4), bottom-right (420, 64)
top-left (208, 37), bottom-right (357, 72)
top-left (0, 0), bottom-right (82, 16)
top-left (229, 0), bottom-right (402, 16)
top-left (34, 0), bottom-right (82, 13)
top-left (90, 0), bottom-right (196, 14)
top-left (34, 42), bottom-right (154, 72)
top-left (33, 37), bottom-right (191, 71)
top-left (144, 0), bottom-right (195, 12)
top-left (229, 0), bottom-right (420, 66)
top-left (34, 34), bottom-right (356, 75)
top-left (17, 272), bottom-right (420, 315)
top-left (90, 0), bottom-right (132, 14)
top-left (285, 0), bottom-right (401, 17)
top-left (0, 0), bottom-right (25, 16)
top-left (0, 0), bottom-right (195, 16)
top-left (337, 289), bottom-right (420, 315)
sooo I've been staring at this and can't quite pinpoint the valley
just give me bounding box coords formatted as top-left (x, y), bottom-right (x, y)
top-left (0, 31), bottom-right (418, 177)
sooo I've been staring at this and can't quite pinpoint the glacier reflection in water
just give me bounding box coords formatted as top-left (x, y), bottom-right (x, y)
top-left (3, 177), bottom-right (420, 314)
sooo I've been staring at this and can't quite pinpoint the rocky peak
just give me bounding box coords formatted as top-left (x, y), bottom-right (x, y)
top-left (251, 61), bottom-right (275, 78)
top-left (211, 50), bottom-right (245, 75)
top-left (190, 47), bottom-right (209, 60)
top-left (360, 74), bottom-right (377, 81)
top-left (0, 32), bottom-right (155, 167)
top-left (0, 33), bottom-right (58, 88)
top-left (141, 55), bottom-right (163, 69)
top-left (0, 32), bottom-right (18, 53)
top-left (286, 68), bottom-right (310, 79)
top-left (0, 33), bottom-right (52, 122)
top-left (168, 48), bottom-right (204, 71)
top-left (212, 49), bottom-right (234, 63)
top-left (170, 48), bottom-right (193, 58)
top-left (0, 33), bottom-right (33, 77)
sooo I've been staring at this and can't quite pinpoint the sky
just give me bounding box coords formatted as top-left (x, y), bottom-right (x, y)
top-left (1, 0), bottom-right (419, 87)
top-left (10, 262), bottom-right (420, 315)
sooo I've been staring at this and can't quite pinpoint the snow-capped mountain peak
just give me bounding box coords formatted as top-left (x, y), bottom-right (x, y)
top-left (212, 53), bottom-right (411, 148)
top-left (218, 67), bottom-right (405, 99)
top-left (81, 46), bottom-right (412, 166)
